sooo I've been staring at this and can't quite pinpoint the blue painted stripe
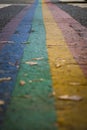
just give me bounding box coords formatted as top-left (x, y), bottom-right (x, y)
top-left (1, 0), bottom-right (57, 129)
top-left (0, 0), bottom-right (38, 123)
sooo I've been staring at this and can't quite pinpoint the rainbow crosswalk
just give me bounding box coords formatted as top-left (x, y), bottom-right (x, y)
top-left (0, 0), bottom-right (87, 130)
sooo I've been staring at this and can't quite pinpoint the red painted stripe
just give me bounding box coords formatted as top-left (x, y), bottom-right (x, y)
top-left (46, 0), bottom-right (87, 77)
top-left (0, 4), bottom-right (32, 49)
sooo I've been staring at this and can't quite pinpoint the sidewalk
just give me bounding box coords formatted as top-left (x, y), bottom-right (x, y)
top-left (0, 0), bottom-right (87, 129)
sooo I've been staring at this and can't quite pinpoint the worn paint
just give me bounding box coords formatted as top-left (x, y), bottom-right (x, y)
top-left (46, 1), bottom-right (87, 77)
top-left (42, 1), bottom-right (87, 130)
top-left (0, 0), bottom-right (87, 129)
top-left (0, 0), bottom-right (38, 124)
top-left (1, 0), bottom-right (57, 130)
top-left (0, 5), bottom-right (32, 49)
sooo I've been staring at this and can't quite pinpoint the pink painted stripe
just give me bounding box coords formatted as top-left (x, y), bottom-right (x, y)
top-left (0, 4), bottom-right (32, 49)
top-left (46, 0), bottom-right (87, 77)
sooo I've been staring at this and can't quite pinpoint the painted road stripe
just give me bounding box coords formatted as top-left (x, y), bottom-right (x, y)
top-left (0, 0), bottom-right (38, 124)
top-left (0, 4), bottom-right (32, 49)
top-left (46, 1), bottom-right (87, 77)
top-left (0, 4), bottom-right (11, 9)
top-left (1, 0), bottom-right (57, 130)
top-left (43, 1), bottom-right (87, 130)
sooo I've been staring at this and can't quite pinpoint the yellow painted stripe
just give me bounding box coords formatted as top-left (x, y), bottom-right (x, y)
top-left (42, 1), bottom-right (87, 130)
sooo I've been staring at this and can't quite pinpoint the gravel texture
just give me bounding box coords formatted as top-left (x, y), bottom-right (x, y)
top-left (0, 0), bottom-right (86, 33)
top-left (0, 5), bottom-right (26, 32)
top-left (51, 1), bottom-right (87, 28)
top-left (0, 0), bottom-right (34, 4)
top-left (0, 0), bottom-right (34, 32)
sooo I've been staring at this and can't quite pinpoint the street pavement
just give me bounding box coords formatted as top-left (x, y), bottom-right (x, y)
top-left (0, 0), bottom-right (87, 130)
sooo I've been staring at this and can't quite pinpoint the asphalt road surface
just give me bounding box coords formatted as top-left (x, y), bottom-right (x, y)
top-left (51, 1), bottom-right (87, 27)
top-left (0, 1), bottom-right (87, 130)
top-left (0, 0), bottom-right (87, 31)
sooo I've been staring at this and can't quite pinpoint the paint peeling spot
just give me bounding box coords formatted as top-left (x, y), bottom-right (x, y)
top-left (58, 95), bottom-right (83, 101)
top-left (0, 100), bottom-right (5, 105)
top-left (49, 91), bottom-right (56, 97)
top-left (32, 57), bottom-right (44, 60)
top-left (0, 41), bottom-right (14, 44)
top-left (25, 61), bottom-right (38, 65)
top-left (20, 80), bottom-right (26, 86)
top-left (29, 78), bottom-right (44, 83)
top-left (0, 77), bottom-right (12, 82)
top-left (69, 82), bottom-right (81, 86)
top-left (9, 61), bottom-right (19, 66)
top-left (8, 41), bottom-right (14, 44)
top-left (40, 78), bottom-right (44, 81)
top-left (62, 60), bottom-right (66, 62)
top-left (9, 61), bottom-right (20, 69)
top-left (55, 63), bottom-right (62, 68)
top-left (16, 65), bottom-right (20, 69)
top-left (22, 41), bottom-right (30, 44)
top-left (8, 62), bottom-right (15, 66)
top-left (29, 80), bottom-right (32, 83)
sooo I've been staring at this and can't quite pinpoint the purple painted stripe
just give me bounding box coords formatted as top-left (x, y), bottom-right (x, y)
top-left (46, 0), bottom-right (87, 77)
top-left (0, 4), bottom-right (32, 49)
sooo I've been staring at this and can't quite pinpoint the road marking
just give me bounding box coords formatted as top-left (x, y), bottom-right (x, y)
top-left (1, 0), bottom-right (57, 129)
top-left (0, 0), bottom-right (38, 125)
top-left (0, 4), bottom-right (11, 8)
top-left (46, 1), bottom-right (87, 76)
top-left (0, 4), bottom-right (32, 49)
top-left (42, 0), bottom-right (87, 129)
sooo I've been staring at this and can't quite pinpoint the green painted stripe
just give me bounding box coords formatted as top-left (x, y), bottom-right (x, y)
top-left (2, 1), bottom-right (57, 130)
